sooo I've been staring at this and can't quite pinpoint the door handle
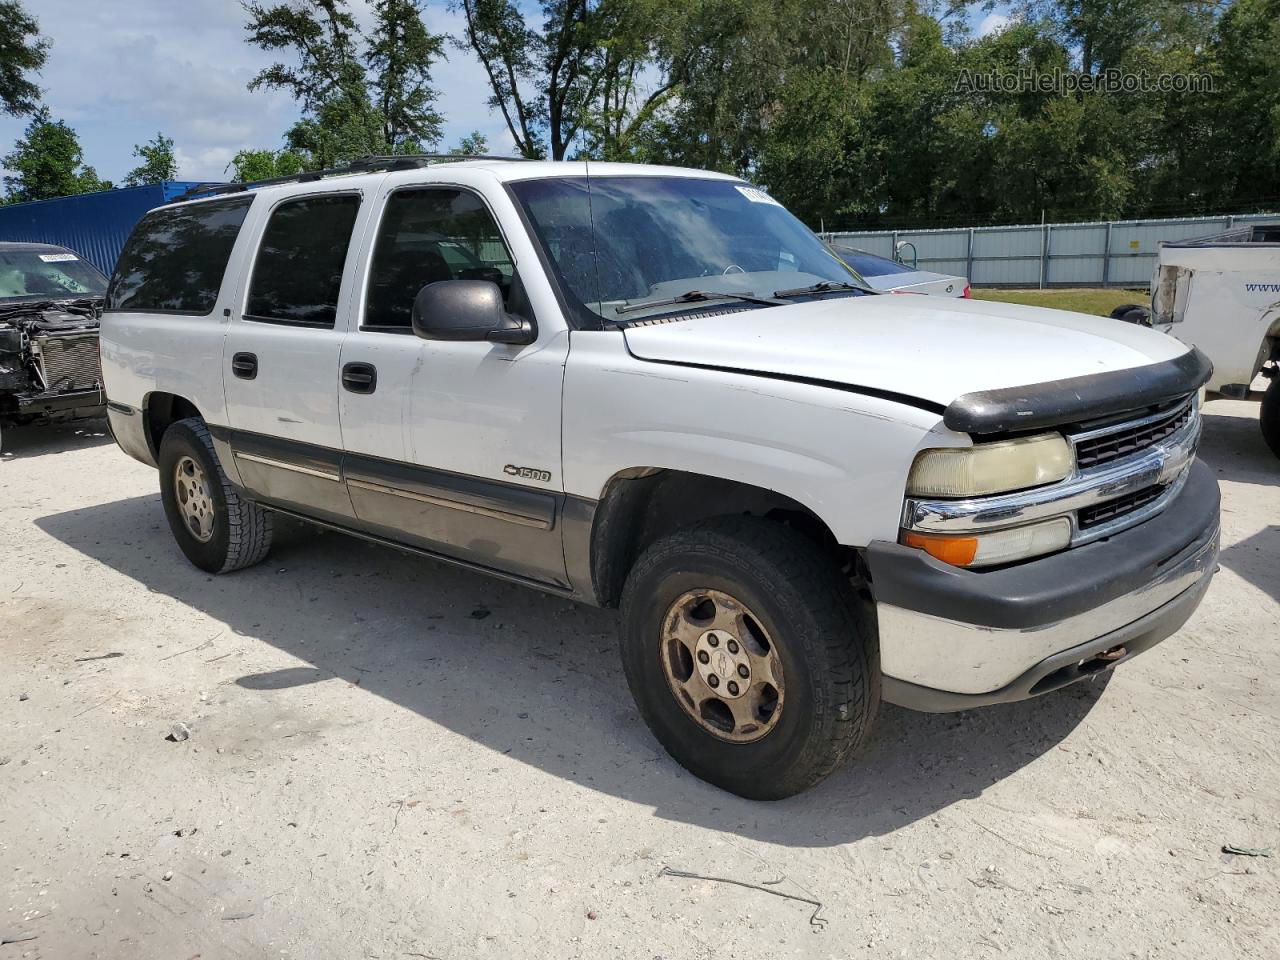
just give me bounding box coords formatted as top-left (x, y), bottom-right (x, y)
top-left (342, 362), bottom-right (377, 395)
top-left (231, 352), bottom-right (258, 380)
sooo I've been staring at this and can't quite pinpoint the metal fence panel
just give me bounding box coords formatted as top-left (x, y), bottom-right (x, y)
top-left (827, 212), bottom-right (1280, 288)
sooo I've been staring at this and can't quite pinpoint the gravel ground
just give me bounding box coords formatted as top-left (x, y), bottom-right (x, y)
top-left (1, 398), bottom-right (1277, 960)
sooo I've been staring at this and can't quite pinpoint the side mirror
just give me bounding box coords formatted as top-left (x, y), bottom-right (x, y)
top-left (410, 279), bottom-right (534, 345)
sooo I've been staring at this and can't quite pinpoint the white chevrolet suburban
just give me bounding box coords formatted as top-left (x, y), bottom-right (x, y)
top-left (100, 157), bottom-right (1220, 799)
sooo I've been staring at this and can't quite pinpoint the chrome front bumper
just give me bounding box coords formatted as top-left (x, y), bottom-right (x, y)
top-left (867, 459), bottom-right (1220, 709)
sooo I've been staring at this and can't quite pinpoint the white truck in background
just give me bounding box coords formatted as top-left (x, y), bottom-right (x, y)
top-left (1151, 224), bottom-right (1280, 458)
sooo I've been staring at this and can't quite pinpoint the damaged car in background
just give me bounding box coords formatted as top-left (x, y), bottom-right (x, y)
top-left (0, 242), bottom-right (107, 446)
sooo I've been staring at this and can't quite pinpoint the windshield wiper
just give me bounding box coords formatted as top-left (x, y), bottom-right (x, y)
top-left (773, 280), bottom-right (872, 299)
top-left (614, 289), bottom-right (783, 316)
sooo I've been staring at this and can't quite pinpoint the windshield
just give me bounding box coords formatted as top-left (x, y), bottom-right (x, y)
top-left (509, 176), bottom-right (866, 323)
top-left (0, 248), bottom-right (107, 302)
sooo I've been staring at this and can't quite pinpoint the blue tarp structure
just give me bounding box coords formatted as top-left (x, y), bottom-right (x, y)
top-left (0, 182), bottom-right (218, 275)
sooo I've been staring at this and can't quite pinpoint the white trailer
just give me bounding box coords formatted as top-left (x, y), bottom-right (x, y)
top-left (1152, 224), bottom-right (1280, 458)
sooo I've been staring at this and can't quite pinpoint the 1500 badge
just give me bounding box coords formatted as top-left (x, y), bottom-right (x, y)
top-left (504, 464), bottom-right (552, 482)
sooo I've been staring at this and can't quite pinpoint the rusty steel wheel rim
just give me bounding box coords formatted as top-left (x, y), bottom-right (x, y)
top-left (659, 589), bottom-right (784, 743)
top-left (174, 455), bottom-right (215, 543)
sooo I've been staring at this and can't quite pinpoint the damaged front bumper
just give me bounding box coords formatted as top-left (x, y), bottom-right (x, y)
top-left (5, 386), bottom-right (104, 422)
top-left (866, 459), bottom-right (1220, 712)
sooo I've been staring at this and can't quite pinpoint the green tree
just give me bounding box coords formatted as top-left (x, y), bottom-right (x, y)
top-left (244, 0), bottom-right (382, 166)
top-left (0, 0), bottom-right (49, 117)
top-left (625, 0), bottom-right (905, 174)
top-left (454, 0), bottom-right (548, 157)
top-left (1, 109), bottom-right (110, 203)
top-left (225, 147), bottom-right (309, 182)
top-left (124, 132), bottom-right (178, 186)
top-left (449, 129), bottom-right (490, 154)
top-left (1016, 0), bottom-right (1216, 73)
top-left (243, 0), bottom-right (447, 166)
top-left (1198, 0), bottom-right (1280, 209)
top-left (455, 0), bottom-right (663, 160)
top-left (367, 0), bottom-right (446, 151)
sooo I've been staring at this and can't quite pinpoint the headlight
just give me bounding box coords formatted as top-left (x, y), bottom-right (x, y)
top-left (902, 517), bottom-right (1072, 568)
top-left (906, 433), bottom-right (1073, 498)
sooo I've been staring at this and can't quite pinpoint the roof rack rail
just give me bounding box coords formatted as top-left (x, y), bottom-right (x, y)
top-left (170, 153), bottom-right (533, 203)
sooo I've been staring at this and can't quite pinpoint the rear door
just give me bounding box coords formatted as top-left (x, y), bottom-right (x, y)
top-left (221, 189), bottom-right (368, 522)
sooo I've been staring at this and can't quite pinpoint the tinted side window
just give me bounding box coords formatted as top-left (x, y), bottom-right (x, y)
top-left (107, 196), bottom-right (253, 313)
top-left (365, 189), bottom-right (514, 330)
top-left (246, 194), bottom-right (361, 328)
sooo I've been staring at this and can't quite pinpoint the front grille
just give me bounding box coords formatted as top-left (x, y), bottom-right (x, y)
top-left (1078, 484), bottom-right (1164, 529)
top-left (1073, 399), bottom-right (1194, 470)
top-left (34, 334), bottom-right (101, 393)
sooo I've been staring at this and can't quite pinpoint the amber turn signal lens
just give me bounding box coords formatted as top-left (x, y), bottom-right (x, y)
top-left (902, 531), bottom-right (979, 567)
top-left (902, 518), bottom-right (1072, 568)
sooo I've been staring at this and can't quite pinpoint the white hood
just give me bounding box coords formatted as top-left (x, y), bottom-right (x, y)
top-left (621, 294), bottom-right (1190, 408)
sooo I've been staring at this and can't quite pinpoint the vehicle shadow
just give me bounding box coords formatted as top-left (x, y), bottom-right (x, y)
top-left (1219, 526), bottom-right (1280, 603)
top-left (36, 494), bottom-right (1107, 847)
top-left (1198, 401), bottom-right (1278, 488)
top-left (1, 418), bottom-right (112, 461)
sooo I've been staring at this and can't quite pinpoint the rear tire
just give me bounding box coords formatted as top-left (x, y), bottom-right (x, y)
top-left (619, 517), bottom-right (879, 800)
top-left (1261, 375), bottom-right (1280, 461)
top-left (158, 417), bottom-right (273, 573)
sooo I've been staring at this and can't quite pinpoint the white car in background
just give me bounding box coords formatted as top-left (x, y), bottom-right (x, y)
top-left (829, 243), bottom-right (970, 298)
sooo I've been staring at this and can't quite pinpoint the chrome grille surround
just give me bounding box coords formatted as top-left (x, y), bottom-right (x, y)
top-left (902, 394), bottom-right (1201, 549)
top-left (32, 332), bottom-right (102, 394)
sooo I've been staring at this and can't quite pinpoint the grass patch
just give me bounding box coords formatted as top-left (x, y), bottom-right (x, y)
top-left (972, 287), bottom-right (1147, 318)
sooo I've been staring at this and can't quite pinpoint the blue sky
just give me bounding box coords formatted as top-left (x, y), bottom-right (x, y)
top-left (0, 0), bottom-right (514, 184)
top-left (2, 0), bottom-right (1013, 186)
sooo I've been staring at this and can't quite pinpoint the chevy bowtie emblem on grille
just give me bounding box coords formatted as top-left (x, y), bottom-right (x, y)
top-left (1157, 446), bottom-right (1189, 485)
top-left (504, 464), bottom-right (552, 482)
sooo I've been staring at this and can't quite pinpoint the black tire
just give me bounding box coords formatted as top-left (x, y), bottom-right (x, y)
top-left (158, 417), bottom-right (273, 573)
top-left (1110, 303), bottom-right (1151, 326)
top-left (1261, 375), bottom-right (1280, 461)
top-left (619, 517), bottom-right (879, 800)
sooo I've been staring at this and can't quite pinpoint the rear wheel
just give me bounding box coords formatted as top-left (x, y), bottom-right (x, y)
top-left (1261, 374), bottom-right (1280, 460)
top-left (158, 417), bottom-right (273, 573)
top-left (619, 517), bottom-right (878, 799)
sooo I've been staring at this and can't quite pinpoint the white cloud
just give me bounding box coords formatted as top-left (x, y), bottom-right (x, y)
top-left (0, 0), bottom-right (519, 185)
top-left (977, 13), bottom-right (1012, 37)
top-left (174, 145), bottom-right (240, 182)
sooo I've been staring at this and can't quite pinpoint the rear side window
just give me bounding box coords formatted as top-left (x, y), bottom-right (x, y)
top-left (246, 194), bottom-right (361, 328)
top-left (107, 196), bottom-right (253, 313)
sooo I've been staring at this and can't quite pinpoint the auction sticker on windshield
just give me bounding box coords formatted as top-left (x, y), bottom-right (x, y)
top-left (735, 185), bottom-right (782, 206)
top-left (39, 253), bottom-right (78, 262)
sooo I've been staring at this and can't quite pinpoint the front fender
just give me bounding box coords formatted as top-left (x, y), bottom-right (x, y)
top-left (561, 332), bottom-right (958, 547)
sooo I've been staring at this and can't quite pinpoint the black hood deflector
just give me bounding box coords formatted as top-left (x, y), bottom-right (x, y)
top-left (945, 348), bottom-right (1213, 435)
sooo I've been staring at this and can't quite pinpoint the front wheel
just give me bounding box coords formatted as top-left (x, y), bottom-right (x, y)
top-left (619, 517), bottom-right (879, 799)
top-left (1261, 374), bottom-right (1280, 460)
top-left (158, 417), bottom-right (273, 573)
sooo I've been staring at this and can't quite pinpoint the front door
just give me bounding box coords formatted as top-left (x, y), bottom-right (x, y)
top-left (222, 190), bottom-right (366, 522)
top-left (337, 185), bottom-right (569, 587)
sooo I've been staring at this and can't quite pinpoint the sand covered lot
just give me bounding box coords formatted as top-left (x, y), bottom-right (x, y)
top-left (1, 397), bottom-right (1277, 959)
